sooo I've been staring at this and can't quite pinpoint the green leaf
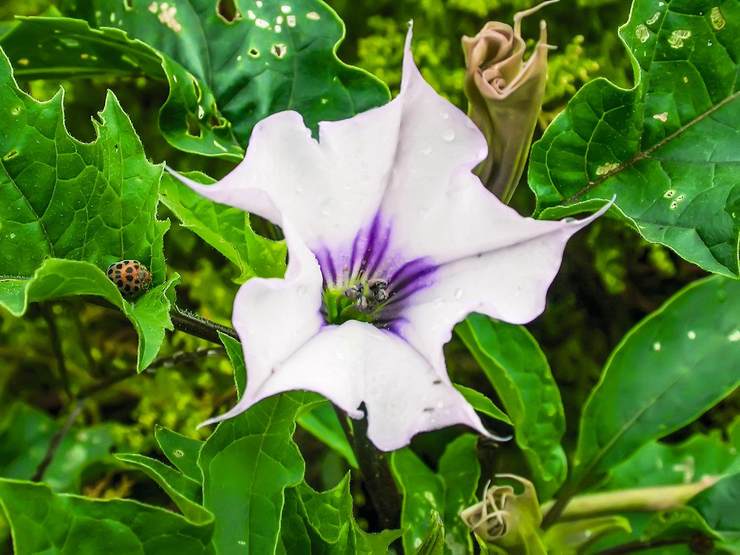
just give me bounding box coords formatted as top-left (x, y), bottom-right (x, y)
top-left (293, 473), bottom-right (400, 554)
top-left (0, 478), bottom-right (214, 554)
top-left (603, 427), bottom-right (739, 490)
top-left (543, 515), bottom-right (631, 554)
top-left (391, 448), bottom-right (446, 554)
top-left (528, 0), bottom-right (740, 277)
top-left (154, 426), bottom-right (204, 483)
top-left (573, 276), bottom-right (740, 488)
top-left (690, 473), bottom-right (740, 548)
top-left (160, 172), bottom-right (286, 282)
top-left (416, 513), bottom-right (445, 555)
top-left (278, 489), bottom-right (312, 554)
top-left (297, 401), bottom-right (358, 468)
top-left (454, 384), bottom-right (511, 425)
top-left (217, 331), bottom-right (246, 397)
top-left (198, 334), bottom-right (321, 554)
top-left (0, 402), bottom-right (114, 493)
top-left (115, 453), bottom-right (211, 523)
top-left (0, 47), bottom-right (174, 370)
top-left (438, 435), bottom-right (481, 555)
top-left (57, 0), bottom-right (390, 157)
top-left (455, 314), bottom-right (566, 499)
top-left (1, 15), bottom-right (243, 160)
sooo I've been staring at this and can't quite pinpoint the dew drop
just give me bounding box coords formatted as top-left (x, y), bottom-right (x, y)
top-left (173, 449), bottom-right (185, 458)
top-left (454, 288), bottom-right (463, 300)
top-left (653, 341), bottom-right (662, 351)
top-left (421, 146), bottom-right (432, 155)
top-left (440, 111), bottom-right (449, 120)
top-left (442, 129), bottom-right (455, 142)
top-left (687, 330), bottom-right (696, 340)
top-left (306, 11), bottom-right (320, 20)
top-left (281, 5), bottom-right (292, 13)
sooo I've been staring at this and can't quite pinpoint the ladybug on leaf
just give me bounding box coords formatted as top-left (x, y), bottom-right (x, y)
top-left (107, 260), bottom-right (152, 299)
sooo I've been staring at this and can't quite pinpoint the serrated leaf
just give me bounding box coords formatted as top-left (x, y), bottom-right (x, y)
top-left (55, 0), bottom-right (390, 157)
top-left (0, 402), bottom-right (114, 493)
top-left (0, 478), bottom-right (214, 554)
top-left (115, 453), bottom-right (211, 523)
top-left (0, 48), bottom-right (174, 370)
top-left (529, 0), bottom-right (740, 277)
top-left (198, 335), bottom-right (322, 554)
top-left (572, 276), bottom-right (740, 489)
top-left (455, 314), bottom-right (566, 499)
top-left (160, 172), bottom-right (286, 282)
top-left (155, 425), bottom-right (204, 483)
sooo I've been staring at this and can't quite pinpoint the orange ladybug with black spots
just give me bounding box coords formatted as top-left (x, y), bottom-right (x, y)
top-left (106, 260), bottom-right (152, 298)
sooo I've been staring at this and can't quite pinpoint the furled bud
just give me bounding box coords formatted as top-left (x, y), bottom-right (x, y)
top-left (462, 1), bottom-right (556, 203)
top-left (460, 474), bottom-right (546, 553)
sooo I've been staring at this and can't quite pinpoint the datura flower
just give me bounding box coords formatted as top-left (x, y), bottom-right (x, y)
top-left (462, 0), bottom-right (557, 202)
top-left (169, 27), bottom-right (608, 452)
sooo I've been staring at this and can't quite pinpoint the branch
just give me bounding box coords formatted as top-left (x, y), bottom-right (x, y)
top-left (31, 401), bottom-right (84, 481)
top-left (40, 303), bottom-right (72, 400)
top-left (170, 305), bottom-right (239, 343)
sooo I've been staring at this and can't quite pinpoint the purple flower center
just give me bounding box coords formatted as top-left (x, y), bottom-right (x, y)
top-left (315, 213), bottom-right (437, 332)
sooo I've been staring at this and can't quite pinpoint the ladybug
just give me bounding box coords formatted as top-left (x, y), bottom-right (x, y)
top-left (106, 260), bottom-right (152, 298)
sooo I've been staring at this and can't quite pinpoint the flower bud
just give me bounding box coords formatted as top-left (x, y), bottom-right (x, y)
top-left (462, 1), bottom-right (556, 203)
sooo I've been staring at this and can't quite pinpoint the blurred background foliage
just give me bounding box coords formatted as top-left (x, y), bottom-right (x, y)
top-left (0, 0), bottom-right (735, 538)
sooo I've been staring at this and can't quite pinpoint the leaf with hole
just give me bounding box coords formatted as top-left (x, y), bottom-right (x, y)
top-left (528, 0), bottom-right (740, 277)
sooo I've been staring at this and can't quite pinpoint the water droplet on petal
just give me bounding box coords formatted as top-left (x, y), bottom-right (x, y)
top-left (454, 288), bottom-right (463, 299)
top-left (421, 146), bottom-right (432, 155)
top-left (442, 129), bottom-right (455, 142)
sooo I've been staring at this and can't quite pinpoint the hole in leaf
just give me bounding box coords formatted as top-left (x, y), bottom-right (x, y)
top-left (186, 113), bottom-right (202, 138)
top-left (248, 47), bottom-right (260, 58)
top-left (208, 103), bottom-right (226, 128)
top-left (217, 0), bottom-right (241, 22)
top-left (3, 149), bottom-right (18, 161)
top-left (271, 43), bottom-right (287, 58)
top-left (123, 0), bottom-right (133, 9)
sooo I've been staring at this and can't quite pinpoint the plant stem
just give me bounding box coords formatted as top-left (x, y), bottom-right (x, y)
top-left (595, 538), bottom-right (691, 555)
top-left (541, 478), bottom-right (719, 521)
top-left (32, 401), bottom-right (84, 482)
top-left (335, 406), bottom-right (401, 529)
top-left (40, 303), bottom-right (72, 400)
top-left (170, 305), bottom-right (239, 343)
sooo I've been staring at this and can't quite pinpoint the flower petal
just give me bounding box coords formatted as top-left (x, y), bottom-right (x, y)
top-left (168, 99), bottom-right (405, 253)
top-left (242, 320), bottom-right (492, 451)
top-left (394, 203), bottom-right (612, 372)
top-left (199, 221), bottom-right (324, 427)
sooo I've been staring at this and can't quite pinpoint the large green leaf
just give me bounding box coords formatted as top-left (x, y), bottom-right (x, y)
top-left (0, 478), bottom-right (214, 554)
top-left (0, 47), bottom-right (174, 370)
top-left (56, 0), bottom-right (390, 156)
top-left (528, 0), bottom-right (740, 277)
top-left (455, 314), bottom-right (566, 499)
top-left (296, 400), bottom-right (358, 468)
top-left (0, 402), bottom-right (114, 493)
top-left (391, 435), bottom-right (480, 555)
top-left (572, 276), bottom-right (740, 489)
top-left (690, 473), bottom-right (740, 550)
top-left (0, 15), bottom-right (242, 160)
top-left (197, 334), bottom-right (321, 554)
top-left (160, 172), bottom-right (286, 282)
top-left (154, 425), bottom-right (204, 483)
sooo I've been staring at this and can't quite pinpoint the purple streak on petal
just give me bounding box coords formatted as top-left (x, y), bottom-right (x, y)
top-left (316, 248), bottom-right (338, 286)
top-left (349, 232), bottom-right (362, 278)
top-left (366, 223), bottom-right (392, 278)
top-left (388, 258), bottom-right (438, 294)
top-left (359, 212), bottom-right (382, 277)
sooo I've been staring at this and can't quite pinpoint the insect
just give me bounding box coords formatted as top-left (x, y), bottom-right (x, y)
top-left (106, 260), bottom-right (152, 298)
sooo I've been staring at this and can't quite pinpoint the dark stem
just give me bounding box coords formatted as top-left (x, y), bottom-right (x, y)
top-left (170, 305), bottom-right (239, 343)
top-left (337, 406), bottom-right (401, 529)
top-left (40, 303), bottom-right (72, 400)
top-left (85, 296), bottom-right (239, 344)
top-left (31, 401), bottom-right (84, 482)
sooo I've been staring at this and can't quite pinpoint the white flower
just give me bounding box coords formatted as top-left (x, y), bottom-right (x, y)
top-left (169, 27), bottom-right (609, 451)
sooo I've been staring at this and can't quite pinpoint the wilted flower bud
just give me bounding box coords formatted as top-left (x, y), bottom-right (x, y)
top-left (460, 474), bottom-right (545, 551)
top-left (462, 1), bottom-right (556, 203)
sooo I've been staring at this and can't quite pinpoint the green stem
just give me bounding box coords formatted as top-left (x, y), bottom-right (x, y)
top-left (541, 478), bottom-right (719, 521)
top-left (40, 303), bottom-right (72, 400)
